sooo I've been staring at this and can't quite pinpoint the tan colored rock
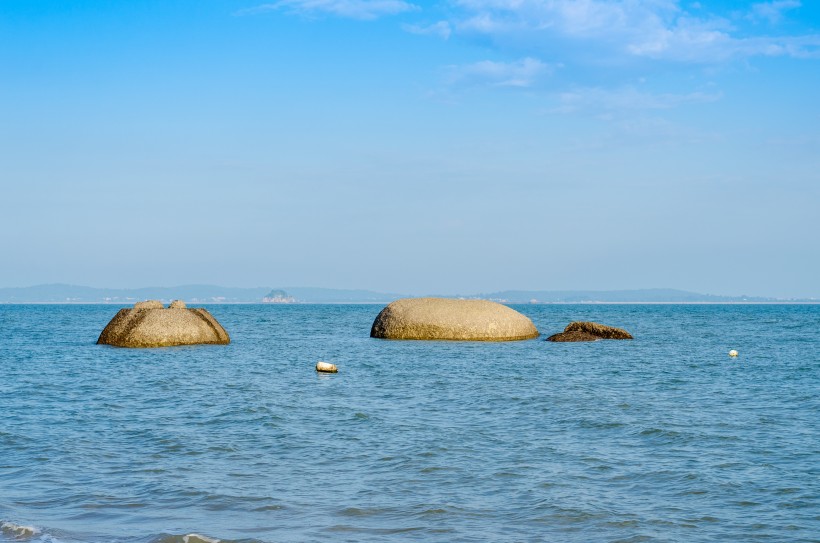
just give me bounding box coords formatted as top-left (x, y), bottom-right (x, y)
top-left (134, 300), bottom-right (163, 310)
top-left (169, 299), bottom-right (187, 309)
top-left (370, 297), bottom-right (539, 341)
top-left (97, 300), bottom-right (230, 348)
top-left (546, 321), bottom-right (633, 342)
top-left (316, 361), bottom-right (338, 373)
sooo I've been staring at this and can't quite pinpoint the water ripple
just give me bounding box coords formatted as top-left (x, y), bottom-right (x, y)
top-left (1, 304), bottom-right (818, 542)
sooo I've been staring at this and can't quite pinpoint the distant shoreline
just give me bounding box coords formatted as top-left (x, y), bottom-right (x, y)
top-left (1, 284), bottom-right (815, 304)
top-left (2, 301), bottom-right (817, 306)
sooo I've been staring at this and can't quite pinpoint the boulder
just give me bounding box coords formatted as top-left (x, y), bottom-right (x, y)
top-left (134, 300), bottom-right (163, 309)
top-left (370, 297), bottom-right (539, 341)
top-left (97, 300), bottom-right (230, 348)
top-left (316, 361), bottom-right (338, 373)
top-left (546, 321), bottom-right (633, 342)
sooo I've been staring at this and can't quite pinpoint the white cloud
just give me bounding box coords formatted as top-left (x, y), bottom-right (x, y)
top-left (749, 1), bottom-right (801, 24)
top-left (403, 21), bottom-right (452, 39)
top-left (447, 57), bottom-right (553, 87)
top-left (446, 0), bottom-right (819, 62)
top-left (550, 86), bottom-right (722, 114)
top-left (244, 0), bottom-right (418, 20)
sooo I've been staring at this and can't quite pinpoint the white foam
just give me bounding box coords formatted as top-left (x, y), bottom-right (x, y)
top-left (182, 534), bottom-right (221, 543)
top-left (0, 522), bottom-right (41, 540)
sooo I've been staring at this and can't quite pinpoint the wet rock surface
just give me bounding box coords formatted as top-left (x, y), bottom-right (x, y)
top-left (547, 321), bottom-right (633, 342)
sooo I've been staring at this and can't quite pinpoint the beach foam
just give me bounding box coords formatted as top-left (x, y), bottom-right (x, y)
top-left (0, 522), bottom-right (40, 540)
top-left (152, 534), bottom-right (223, 543)
top-left (183, 534), bottom-right (221, 543)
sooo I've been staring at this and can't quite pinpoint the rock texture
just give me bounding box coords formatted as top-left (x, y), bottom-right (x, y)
top-left (370, 297), bottom-right (539, 341)
top-left (97, 300), bottom-right (230, 348)
top-left (316, 361), bottom-right (338, 373)
top-left (546, 321), bottom-right (633, 342)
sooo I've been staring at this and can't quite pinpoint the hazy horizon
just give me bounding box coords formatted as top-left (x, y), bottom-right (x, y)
top-left (2, 1), bottom-right (818, 299)
top-left (0, 282), bottom-right (814, 301)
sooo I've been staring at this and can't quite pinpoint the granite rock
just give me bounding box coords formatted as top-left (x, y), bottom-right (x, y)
top-left (97, 301), bottom-right (230, 348)
top-left (370, 297), bottom-right (539, 341)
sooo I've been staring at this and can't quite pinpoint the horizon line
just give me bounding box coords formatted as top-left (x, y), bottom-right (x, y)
top-left (1, 282), bottom-right (817, 300)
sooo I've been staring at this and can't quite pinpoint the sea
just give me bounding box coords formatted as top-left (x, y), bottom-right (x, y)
top-left (1, 304), bottom-right (818, 543)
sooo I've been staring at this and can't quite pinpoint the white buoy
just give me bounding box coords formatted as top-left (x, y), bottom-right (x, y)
top-left (316, 361), bottom-right (338, 373)
top-left (729, 349), bottom-right (738, 357)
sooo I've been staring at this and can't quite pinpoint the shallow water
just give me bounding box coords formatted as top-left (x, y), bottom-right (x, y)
top-left (1, 304), bottom-right (818, 542)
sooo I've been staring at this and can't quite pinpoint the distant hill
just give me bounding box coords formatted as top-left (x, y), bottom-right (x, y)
top-left (0, 284), bottom-right (270, 303)
top-left (258, 288), bottom-right (401, 303)
top-left (0, 284), bottom-right (402, 304)
top-left (282, 287), bottom-right (402, 303)
top-left (0, 284), bottom-right (814, 304)
top-left (471, 289), bottom-right (788, 303)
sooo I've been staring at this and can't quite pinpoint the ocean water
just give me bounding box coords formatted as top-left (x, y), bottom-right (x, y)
top-left (0, 303), bottom-right (818, 543)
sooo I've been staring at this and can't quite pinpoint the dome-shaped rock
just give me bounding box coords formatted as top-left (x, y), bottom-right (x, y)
top-left (134, 300), bottom-right (163, 309)
top-left (546, 321), bottom-right (632, 342)
top-left (370, 298), bottom-right (539, 341)
top-left (97, 301), bottom-right (230, 348)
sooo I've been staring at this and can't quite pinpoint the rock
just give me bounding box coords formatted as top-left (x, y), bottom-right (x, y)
top-left (546, 321), bottom-right (633, 342)
top-left (134, 300), bottom-right (163, 310)
top-left (97, 300), bottom-right (230, 348)
top-left (370, 297), bottom-right (539, 341)
top-left (316, 361), bottom-right (338, 373)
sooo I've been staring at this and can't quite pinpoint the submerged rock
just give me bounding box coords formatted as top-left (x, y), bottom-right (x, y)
top-left (370, 297), bottom-right (539, 341)
top-left (97, 300), bottom-right (230, 348)
top-left (546, 321), bottom-right (633, 342)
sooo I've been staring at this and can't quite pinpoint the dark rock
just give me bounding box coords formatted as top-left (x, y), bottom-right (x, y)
top-left (547, 321), bottom-right (632, 342)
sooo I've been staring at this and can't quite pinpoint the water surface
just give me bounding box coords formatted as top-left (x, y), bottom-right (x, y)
top-left (1, 304), bottom-right (818, 542)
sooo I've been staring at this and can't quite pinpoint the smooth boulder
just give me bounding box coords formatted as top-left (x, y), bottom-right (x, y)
top-left (97, 300), bottom-right (230, 348)
top-left (316, 361), bottom-right (338, 373)
top-left (370, 297), bottom-right (539, 341)
top-left (546, 321), bottom-right (632, 342)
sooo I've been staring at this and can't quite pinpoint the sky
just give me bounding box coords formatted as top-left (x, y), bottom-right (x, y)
top-left (1, 0), bottom-right (818, 298)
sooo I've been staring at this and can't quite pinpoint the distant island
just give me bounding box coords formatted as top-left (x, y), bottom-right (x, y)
top-left (262, 289), bottom-right (296, 303)
top-left (0, 284), bottom-right (815, 304)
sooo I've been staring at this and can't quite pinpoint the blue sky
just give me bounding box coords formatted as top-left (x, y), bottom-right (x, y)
top-left (1, 0), bottom-right (818, 297)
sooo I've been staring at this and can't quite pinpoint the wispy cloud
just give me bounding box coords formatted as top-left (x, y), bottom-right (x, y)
top-left (749, 1), bottom-right (801, 24)
top-left (403, 21), bottom-right (452, 39)
top-left (242, 0), bottom-right (418, 20)
top-left (447, 57), bottom-right (553, 87)
top-left (550, 86), bottom-right (723, 114)
top-left (446, 0), bottom-right (819, 62)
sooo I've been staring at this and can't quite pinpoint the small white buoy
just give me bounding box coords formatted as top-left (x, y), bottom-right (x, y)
top-left (316, 361), bottom-right (338, 373)
top-left (729, 349), bottom-right (738, 357)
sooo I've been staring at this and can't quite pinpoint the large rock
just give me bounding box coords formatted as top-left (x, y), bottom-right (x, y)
top-left (546, 321), bottom-right (633, 342)
top-left (370, 298), bottom-right (539, 341)
top-left (97, 300), bottom-right (230, 348)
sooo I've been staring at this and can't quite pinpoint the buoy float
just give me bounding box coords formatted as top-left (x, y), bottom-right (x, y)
top-left (729, 349), bottom-right (738, 357)
top-left (316, 361), bottom-right (338, 373)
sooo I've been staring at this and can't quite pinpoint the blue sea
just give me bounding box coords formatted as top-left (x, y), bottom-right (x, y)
top-left (1, 304), bottom-right (818, 543)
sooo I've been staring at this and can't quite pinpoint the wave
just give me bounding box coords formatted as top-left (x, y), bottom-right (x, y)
top-left (151, 534), bottom-right (223, 543)
top-left (148, 533), bottom-right (261, 543)
top-left (0, 523), bottom-right (40, 540)
top-left (0, 523), bottom-right (258, 543)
